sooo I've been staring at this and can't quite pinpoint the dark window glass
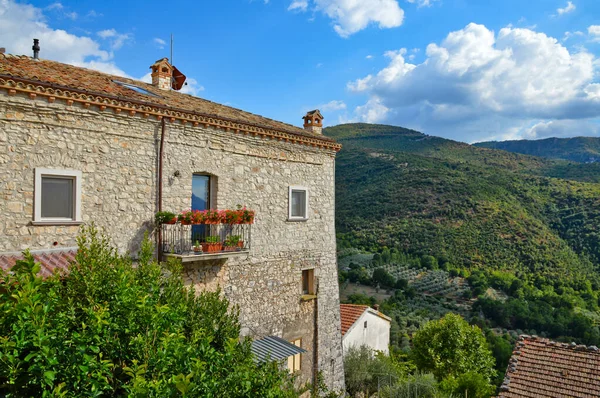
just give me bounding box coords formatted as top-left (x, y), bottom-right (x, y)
top-left (41, 177), bottom-right (74, 219)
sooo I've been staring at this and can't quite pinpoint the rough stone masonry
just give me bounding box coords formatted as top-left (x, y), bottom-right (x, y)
top-left (0, 68), bottom-right (345, 391)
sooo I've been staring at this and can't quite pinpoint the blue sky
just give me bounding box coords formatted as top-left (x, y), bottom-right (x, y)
top-left (1, 0), bottom-right (600, 143)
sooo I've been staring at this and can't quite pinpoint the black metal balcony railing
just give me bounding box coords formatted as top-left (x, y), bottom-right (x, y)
top-left (161, 223), bottom-right (251, 256)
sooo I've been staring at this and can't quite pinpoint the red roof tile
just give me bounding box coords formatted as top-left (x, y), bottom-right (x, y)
top-left (0, 54), bottom-right (338, 149)
top-left (340, 304), bottom-right (369, 336)
top-left (499, 335), bottom-right (600, 398)
top-left (0, 249), bottom-right (76, 278)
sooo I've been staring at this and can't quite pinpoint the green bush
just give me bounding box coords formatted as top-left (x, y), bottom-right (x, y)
top-left (0, 225), bottom-right (296, 397)
top-left (411, 314), bottom-right (496, 392)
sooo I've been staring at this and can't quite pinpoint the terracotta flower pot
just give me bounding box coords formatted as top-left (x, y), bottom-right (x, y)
top-left (201, 242), bottom-right (222, 253)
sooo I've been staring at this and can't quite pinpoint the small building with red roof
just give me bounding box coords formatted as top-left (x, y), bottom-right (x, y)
top-left (340, 304), bottom-right (391, 355)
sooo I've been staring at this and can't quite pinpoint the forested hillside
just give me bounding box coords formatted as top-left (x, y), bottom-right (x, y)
top-left (475, 136), bottom-right (600, 163)
top-left (327, 123), bottom-right (600, 387)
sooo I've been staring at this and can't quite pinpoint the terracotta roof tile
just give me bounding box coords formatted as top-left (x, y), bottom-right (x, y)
top-left (498, 335), bottom-right (600, 398)
top-left (0, 249), bottom-right (76, 278)
top-left (340, 304), bottom-right (369, 336)
top-left (0, 54), bottom-right (337, 146)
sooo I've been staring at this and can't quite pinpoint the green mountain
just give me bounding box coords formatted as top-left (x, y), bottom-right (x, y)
top-left (326, 123), bottom-right (600, 290)
top-left (475, 136), bottom-right (600, 163)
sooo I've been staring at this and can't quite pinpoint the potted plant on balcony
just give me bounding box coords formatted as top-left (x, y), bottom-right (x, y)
top-left (202, 235), bottom-right (222, 253)
top-left (178, 210), bottom-right (194, 225)
top-left (224, 235), bottom-right (242, 251)
top-left (155, 211), bottom-right (177, 226)
top-left (192, 240), bottom-right (203, 254)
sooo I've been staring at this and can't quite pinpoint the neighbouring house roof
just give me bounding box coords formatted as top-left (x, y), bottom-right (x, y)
top-left (340, 304), bottom-right (391, 336)
top-left (251, 335), bottom-right (307, 363)
top-left (0, 248), bottom-right (76, 278)
top-left (499, 335), bottom-right (600, 398)
top-left (0, 54), bottom-right (340, 151)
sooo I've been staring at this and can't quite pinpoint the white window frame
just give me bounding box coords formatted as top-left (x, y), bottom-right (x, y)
top-left (34, 168), bottom-right (82, 225)
top-left (288, 186), bottom-right (309, 221)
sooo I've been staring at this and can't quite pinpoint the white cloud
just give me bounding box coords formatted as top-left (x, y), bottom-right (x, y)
top-left (589, 25), bottom-right (600, 42)
top-left (354, 98), bottom-right (389, 123)
top-left (97, 28), bottom-right (131, 50)
top-left (45, 2), bottom-right (63, 10)
top-left (557, 1), bottom-right (576, 15)
top-left (288, 0), bottom-right (308, 11)
top-left (0, 0), bottom-right (127, 75)
top-left (366, 54), bottom-right (373, 59)
top-left (406, 0), bottom-right (439, 8)
top-left (153, 37), bottom-right (166, 49)
top-left (288, 0), bottom-right (404, 37)
top-left (523, 120), bottom-right (599, 139)
top-left (347, 23), bottom-right (600, 141)
top-left (319, 100), bottom-right (347, 111)
top-left (563, 30), bottom-right (584, 41)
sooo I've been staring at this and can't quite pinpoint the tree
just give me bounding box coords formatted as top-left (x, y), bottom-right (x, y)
top-left (372, 268), bottom-right (396, 288)
top-left (411, 314), bottom-right (496, 387)
top-left (0, 225), bottom-right (296, 397)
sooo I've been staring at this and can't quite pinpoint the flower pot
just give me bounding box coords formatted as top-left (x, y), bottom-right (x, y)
top-left (237, 241), bottom-right (244, 249)
top-left (223, 246), bottom-right (239, 252)
top-left (201, 242), bottom-right (222, 253)
top-left (166, 218), bottom-right (177, 225)
top-left (193, 247), bottom-right (203, 255)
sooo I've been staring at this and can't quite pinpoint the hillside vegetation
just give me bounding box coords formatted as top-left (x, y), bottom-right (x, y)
top-left (475, 136), bottom-right (600, 163)
top-left (328, 124), bottom-right (600, 289)
top-left (328, 124), bottom-right (600, 366)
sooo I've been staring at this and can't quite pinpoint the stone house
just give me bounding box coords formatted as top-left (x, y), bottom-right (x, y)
top-left (340, 304), bottom-right (391, 355)
top-left (0, 51), bottom-right (345, 391)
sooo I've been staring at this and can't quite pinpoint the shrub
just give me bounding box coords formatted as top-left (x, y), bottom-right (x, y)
top-left (0, 225), bottom-right (295, 397)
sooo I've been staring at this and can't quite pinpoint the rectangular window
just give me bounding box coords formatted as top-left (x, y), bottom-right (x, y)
top-left (287, 339), bottom-right (302, 373)
top-left (34, 168), bottom-right (82, 224)
top-left (288, 186), bottom-right (308, 220)
top-left (302, 269), bottom-right (315, 295)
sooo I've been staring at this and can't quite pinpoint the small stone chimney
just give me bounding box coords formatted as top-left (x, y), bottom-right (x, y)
top-left (0, 48), bottom-right (5, 54)
top-left (303, 109), bottom-right (324, 135)
top-left (150, 58), bottom-right (173, 91)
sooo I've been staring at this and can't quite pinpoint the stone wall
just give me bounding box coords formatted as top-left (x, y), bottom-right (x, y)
top-left (0, 92), bottom-right (345, 392)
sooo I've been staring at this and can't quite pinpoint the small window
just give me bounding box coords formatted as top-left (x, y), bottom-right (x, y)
top-left (289, 186), bottom-right (308, 220)
top-left (364, 321), bottom-right (368, 328)
top-left (287, 339), bottom-right (302, 373)
top-left (302, 269), bottom-right (315, 295)
top-left (34, 168), bottom-right (82, 224)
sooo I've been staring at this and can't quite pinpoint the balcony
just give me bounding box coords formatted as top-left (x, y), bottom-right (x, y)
top-left (160, 223), bottom-right (251, 262)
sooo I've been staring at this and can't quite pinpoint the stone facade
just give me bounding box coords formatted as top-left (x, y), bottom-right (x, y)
top-left (0, 90), bottom-right (345, 391)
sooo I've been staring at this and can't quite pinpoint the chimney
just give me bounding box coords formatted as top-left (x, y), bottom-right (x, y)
top-left (32, 39), bottom-right (40, 59)
top-left (372, 304), bottom-right (380, 311)
top-left (0, 48), bottom-right (5, 54)
top-left (150, 58), bottom-right (173, 91)
top-left (303, 110), bottom-right (324, 135)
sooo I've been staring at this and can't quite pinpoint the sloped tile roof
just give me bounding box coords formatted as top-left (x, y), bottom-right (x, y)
top-left (0, 54), bottom-right (339, 149)
top-left (340, 304), bottom-right (369, 336)
top-left (499, 335), bottom-right (600, 398)
top-left (0, 249), bottom-right (76, 278)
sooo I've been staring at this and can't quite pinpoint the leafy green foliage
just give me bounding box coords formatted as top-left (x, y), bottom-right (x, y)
top-left (411, 314), bottom-right (496, 393)
top-left (0, 225), bottom-right (296, 397)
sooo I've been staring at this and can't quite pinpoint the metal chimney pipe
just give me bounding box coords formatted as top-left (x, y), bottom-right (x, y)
top-left (32, 39), bottom-right (40, 59)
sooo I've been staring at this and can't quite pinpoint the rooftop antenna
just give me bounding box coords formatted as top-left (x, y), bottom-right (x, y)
top-left (170, 34), bottom-right (173, 66)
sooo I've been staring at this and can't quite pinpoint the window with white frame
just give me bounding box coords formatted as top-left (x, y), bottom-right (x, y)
top-left (34, 168), bottom-right (82, 223)
top-left (288, 186), bottom-right (308, 220)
